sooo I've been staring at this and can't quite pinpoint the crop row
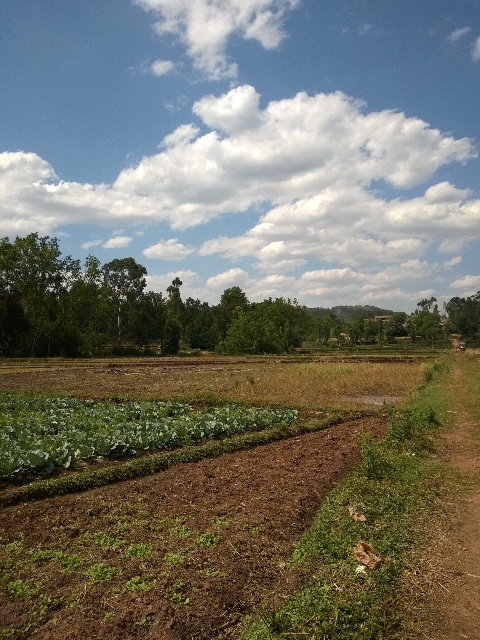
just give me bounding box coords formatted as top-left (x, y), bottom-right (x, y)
top-left (0, 392), bottom-right (297, 478)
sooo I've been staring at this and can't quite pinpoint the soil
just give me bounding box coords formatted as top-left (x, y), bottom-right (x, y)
top-left (0, 416), bottom-right (387, 640)
top-left (406, 357), bottom-right (480, 639)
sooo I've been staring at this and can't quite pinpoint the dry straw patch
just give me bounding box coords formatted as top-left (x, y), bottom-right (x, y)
top-left (0, 358), bottom-right (425, 408)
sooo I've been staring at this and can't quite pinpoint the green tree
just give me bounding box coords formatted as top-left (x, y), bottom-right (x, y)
top-left (384, 312), bottom-right (408, 342)
top-left (445, 292), bottom-right (480, 338)
top-left (406, 298), bottom-right (441, 348)
top-left (215, 287), bottom-right (249, 340)
top-left (0, 234), bottom-right (80, 356)
top-left (102, 258), bottom-right (147, 340)
top-left (163, 278), bottom-right (184, 355)
top-left (126, 291), bottom-right (165, 350)
top-left (183, 298), bottom-right (216, 350)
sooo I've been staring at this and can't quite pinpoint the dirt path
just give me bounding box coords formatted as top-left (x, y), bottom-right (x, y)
top-left (413, 357), bottom-right (480, 639)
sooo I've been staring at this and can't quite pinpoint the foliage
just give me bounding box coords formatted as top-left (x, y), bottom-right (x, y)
top-left (0, 391), bottom-right (298, 479)
top-left (0, 233), bottom-right (470, 356)
top-left (445, 291), bottom-right (480, 337)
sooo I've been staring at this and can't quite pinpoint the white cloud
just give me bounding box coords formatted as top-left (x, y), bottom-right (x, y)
top-left (190, 261), bottom-right (441, 308)
top-left (1, 85), bottom-right (479, 306)
top-left (443, 256), bottom-right (462, 268)
top-left (450, 274), bottom-right (480, 296)
top-left (146, 269), bottom-right (202, 298)
top-left (193, 84), bottom-right (262, 135)
top-left (206, 268), bottom-right (250, 289)
top-left (134, 0), bottom-right (299, 79)
top-left (151, 59), bottom-right (175, 76)
top-left (103, 236), bottom-right (132, 248)
top-left (358, 24), bottom-right (372, 36)
top-left (143, 238), bottom-right (194, 260)
top-left (161, 123), bottom-right (199, 148)
top-left (1, 87), bottom-right (475, 240)
top-left (447, 27), bottom-right (471, 43)
top-left (472, 36), bottom-right (480, 61)
top-left (81, 240), bottom-right (103, 250)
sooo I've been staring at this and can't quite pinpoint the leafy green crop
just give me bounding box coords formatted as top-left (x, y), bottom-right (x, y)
top-left (0, 391), bottom-right (297, 478)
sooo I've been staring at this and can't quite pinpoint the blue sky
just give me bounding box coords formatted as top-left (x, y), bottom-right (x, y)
top-left (1, 0), bottom-right (479, 310)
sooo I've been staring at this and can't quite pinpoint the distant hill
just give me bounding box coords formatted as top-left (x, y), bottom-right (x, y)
top-left (307, 305), bottom-right (396, 321)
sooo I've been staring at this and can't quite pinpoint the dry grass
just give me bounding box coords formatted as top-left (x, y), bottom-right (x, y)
top-left (0, 357), bottom-right (425, 408)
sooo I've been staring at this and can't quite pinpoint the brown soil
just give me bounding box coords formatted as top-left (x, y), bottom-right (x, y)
top-left (405, 357), bottom-right (480, 639)
top-left (0, 416), bottom-right (386, 640)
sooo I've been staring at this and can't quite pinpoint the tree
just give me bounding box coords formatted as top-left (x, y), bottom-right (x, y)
top-left (215, 287), bottom-right (249, 340)
top-left (102, 258), bottom-right (147, 339)
top-left (0, 234), bottom-right (80, 356)
top-left (218, 297), bottom-right (308, 355)
top-left (126, 292), bottom-right (165, 350)
top-left (445, 292), bottom-right (480, 338)
top-left (384, 312), bottom-right (408, 341)
top-left (406, 298), bottom-right (442, 347)
top-left (163, 278), bottom-right (184, 355)
top-left (183, 298), bottom-right (216, 350)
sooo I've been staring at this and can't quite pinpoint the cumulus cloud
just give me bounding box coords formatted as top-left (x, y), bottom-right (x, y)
top-left (1, 84), bottom-right (479, 305)
top-left (450, 274), bottom-right (480, 296)
top-left (151, 59), bottom-right (175, 76)
top-left (103, 236), bottom-right (132, 248)
top-left (134, 0), bottom-right (299, 79)
top-left (199, 181), bottom-right (479, 271)
top-left (182, 261), bottom-right (442, 308)
top-left (472, 36), bottom-right (480, 61)
top-left (143, 238), bottom-right (194, 260)
top-left (447, 27), bottom-right (471, 43)
top-left (1, 86), bottom-right (475, 239)
top-left (146, 269), bottom-right (202, 298)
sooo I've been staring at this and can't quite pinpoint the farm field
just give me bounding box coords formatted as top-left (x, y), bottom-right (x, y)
top-left (0, 354), bottom-right (428, 407)
top-left (0, 355), bottom-right (432, 639)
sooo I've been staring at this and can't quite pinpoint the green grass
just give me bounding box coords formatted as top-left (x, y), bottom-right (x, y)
top-left (241, 357), bottom-right (452, 639)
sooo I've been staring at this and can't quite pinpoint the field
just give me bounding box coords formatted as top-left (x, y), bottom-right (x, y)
top-left (0, 355), bottom-right (434, 639)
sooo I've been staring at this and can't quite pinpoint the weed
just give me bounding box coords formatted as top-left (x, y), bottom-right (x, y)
top-left (360, 435), bottom-right (390, 480)
top-left (197, 564), bottom-right (225, 578)
top-left (212, 516), bottom-right (230, 527)
top-left (84, 564), bottom-right (119, 581)
top-left (28, 547), bottom-right (55, 563)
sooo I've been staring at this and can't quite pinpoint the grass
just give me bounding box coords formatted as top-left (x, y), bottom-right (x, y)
top-left (241, 356), bottom-right (452, 639)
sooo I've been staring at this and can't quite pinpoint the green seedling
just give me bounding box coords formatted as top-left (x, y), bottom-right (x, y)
top-left (84, 564), bottom-right (119, 581)
top-left (123, 543), bottom-right (152, 558)
top-left (195, 532), bottom-right (220, 548)
top-left (163, 548), bottom-right (190, 566)
top-left (124, 575), bottom-right (157, 592)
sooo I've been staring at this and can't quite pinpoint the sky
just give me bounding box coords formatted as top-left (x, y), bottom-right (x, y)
top-left (1, 0), bottom-right (479, 311)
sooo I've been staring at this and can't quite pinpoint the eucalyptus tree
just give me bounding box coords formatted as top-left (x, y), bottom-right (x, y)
top-left (102, 257), bottom-right (147, 340)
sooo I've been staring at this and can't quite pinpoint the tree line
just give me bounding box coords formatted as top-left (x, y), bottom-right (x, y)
top-left (0, 234), bottom-right (478, 357)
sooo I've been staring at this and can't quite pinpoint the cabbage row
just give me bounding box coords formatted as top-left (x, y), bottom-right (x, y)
top-left (0, 392), bottom-right (297, 478)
